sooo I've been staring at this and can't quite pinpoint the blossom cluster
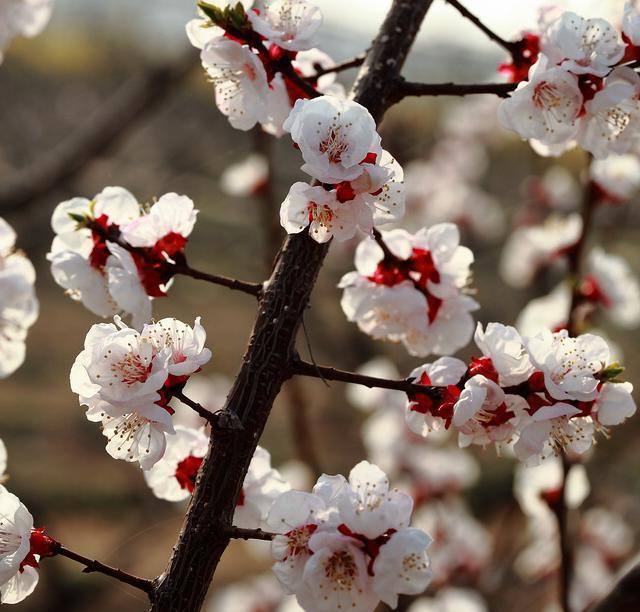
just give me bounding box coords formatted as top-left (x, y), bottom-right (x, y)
top-left (0, 0), bottom-right (53, 64)
top-left (0, 217), bottom-right (38, 379)
top-left (340, 224), bottom-right (478, 357)
top-left (280, 96), bottom-right (405, 242)
top-left (48, 187), bottom-right (198, 328)
top-left (498, 4), bottom-right (640, 159)
top-left (188, 0), bottom-right (342, 135)
top-left (70, 316), bottom-right (211, 469)
top-left (267, 461), bottom-right (432, 612)
top-left (350, 359), bottom-right (492, 589)
top-left (404, 322), bottom-right (636, 465)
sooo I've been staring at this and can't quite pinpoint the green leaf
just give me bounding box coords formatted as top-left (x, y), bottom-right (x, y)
top-left (68, 212), bottom-right (88, 225)
top-left (600, 362), bottom-right (625, 382)
top-left (198, 1), bottom-right (225, 25)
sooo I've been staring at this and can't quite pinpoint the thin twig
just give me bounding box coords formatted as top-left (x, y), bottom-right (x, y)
top-left (0, 54), bottom-right (196, 216)
top-left (372, 228), bottom-right (398, 262)
top-left (226, 526), bottom-right (276, 541)
top-left (55, 545), bottom-right (153, 594)
top-left (445, 0), bottom-right (519, 54)
top-left (174, 263), bottom-right (263, 297)
top-left (84, 218), bottom-right (263, 297)
top-left (395, 79), bottom-right (516, 101)
top-left (306, 53), bottom-right (367, 80)
top-left (172, 390), bottom-right (215, 423)
top-left (567, 168), bottom-right (598, 336)
top-left (291, 358), bottom-right (442, 398)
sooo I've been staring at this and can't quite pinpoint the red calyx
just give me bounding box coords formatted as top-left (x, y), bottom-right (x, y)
top-left (236, 488), bottom-right (245, 507)
top-left (361, 152), bottom-right (378, 165)
top-left (622, 33), bottom-right (640, 63)
top-left (337, 524), bottom-right (397, 576)
top-left (577, 74), bottom-right (604, 116)
top-left (408, 373), bottom-right (460, 430)
top-left (580, 275), bottom-right (613, 309)
top-left (20, 528), bottom-right (57, 572)
top-left (367, 260), bottom-right (406, 287)
top-left (540, 487), bottom-right (562, 508)
top-left (336, 181), bottom-right (357, 203)
top-left (498, 33), bottom-right (540, 83)
top-left (175, 455), bottom-right (204, 493)
top-left (89, 214), bottom-right (119, 271)
top-left (468, 356), bottom-right (500, 384)
top-left (528, 371), bottom-right (547, 393)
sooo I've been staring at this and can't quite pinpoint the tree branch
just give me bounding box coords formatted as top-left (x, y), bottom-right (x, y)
top-left (445, 0), bottom-right (519, 54)
top-left (150, 2), bottom-right (437, 610)
top-left (55, 545), bottom-right (153, 594)
top-left (171, 390), bottom-right (215, 423)
top-left (226, 526), bottom-right (276, 541)
top-left (0, 54), bottom-right (196, 216)
top-left (173, 263), bottom-right (263, 297)
top-left (291, 358), bottom-right (442, 399)
top-left (306, 53), bottom-right (367, 80)
top-left (394, 79), bottom-right (516, 101)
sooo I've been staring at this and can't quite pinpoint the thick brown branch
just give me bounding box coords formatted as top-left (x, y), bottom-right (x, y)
top-left (306, 53), bottom-right (367, 80)
top-left (0, 54), bottom-right (195, 215)
top-left (150, 2), bottom-right (437, 610)
top-left (226, 526), bottom-right (276, 541)
top-left (445, 0), bottom-right (519, 54)
top-left (395, 79), bottom-right (516, 100)
top-left (55, 545), bottom-right (153, 594)
top-left (292, 358), bottom-right (442, 399)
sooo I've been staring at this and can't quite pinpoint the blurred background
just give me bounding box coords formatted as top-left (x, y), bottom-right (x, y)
top-left (1, 0), bottom-right (639, 611)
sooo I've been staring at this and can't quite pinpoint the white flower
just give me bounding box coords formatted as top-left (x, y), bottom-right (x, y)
top-left (120, 193), bottom-right (197, 250)
top-left (405, 357), bottom-right (467, 436)
top-left (586, 248), bottom-right (640, 327)
top-left (267, 489), bottom-right (334, 595)
top-left (141, 317), bottom-right (212, 378)
top-left (0, 486), bottom-right (39, 604)
top-left (593, 381), bottom-right (636, 426)
top-left (0, 0), bottom-right (53, 63)
top-left (269, 463), bottom-right (432, 611)
top-left (47, 186), bottom-right (154, 326)
top-left (235, 446), bottom-right (290, 529)
top-left (280, 182), bottom-right (360, 243)
top-left (499, 214), bottom-right (582, 289)
top-left (70, 317), bottom-right (212, 469)
top-left (412, 500), bottom-right (491, 587)
top-left (293, 48), bottom-right (346, 98)
top-left (143, 425), bottom-right (209, 501)
top-left (579, 68), bottom-right (640, 159)
top-left (208, 573), bottom-right (301, 612)
top-left (407, 588), bottom-right (488, 612)
top-left (201, 37), bottom-right (270, 130)
top-left (220, 154), bottom-right (268, 197)
top-left (338, 461), bottom-right (413, 539)
top-left (340, 225), bottom-right (478, 357)
top-left (581, 507), bottom-right (634, 560)
top-left (526, 329), bottom-right (609, 402)
top-left (0, 218), bottom-right (38, 378)
top-left (283, 96), bottom-right (381, 184)
top-left (372, 528), bottom-right (431, 608)
top-left (300, 531), bottom-right (379, 612)
top-left (473, 322), bottom-right (534, 386)
top-left (497, 55), bottom-right (583, 147)
top-left (248, 0), bottom-right (322, 51)
top-left (623, 1), bottom-right (640, 46)
top-left (453, 376), bottom-right (525, 450)
top-left (544, 12), bottom-right (624, 77)
top-left (513, 457), bottom-right (590, 519)
top-left (590, 154), bottom-right (640, 201)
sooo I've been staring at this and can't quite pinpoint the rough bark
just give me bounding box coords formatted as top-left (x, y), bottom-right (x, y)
top-left (149, 2), bottom-right (434, 610)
